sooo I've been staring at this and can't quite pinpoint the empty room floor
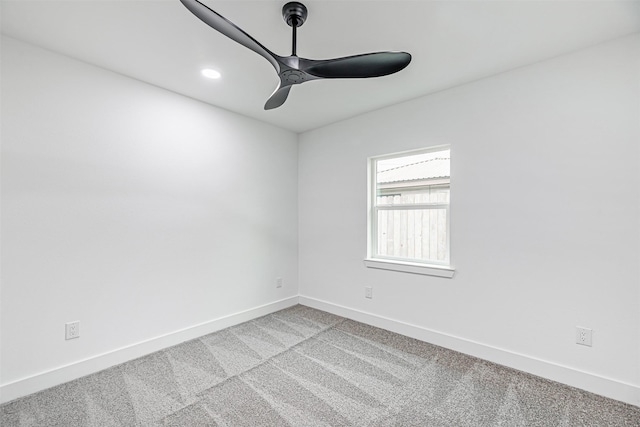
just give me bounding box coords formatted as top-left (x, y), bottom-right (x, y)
top-left (1, 305), bottom-right (639, 426)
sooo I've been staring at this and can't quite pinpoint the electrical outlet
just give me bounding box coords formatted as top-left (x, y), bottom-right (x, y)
top-left (576, 326), bottom-right (592, 347)
top-left (276, 277), bottom-right (283, 288)
top-left (65, 321), bottom-right (80, 340)
top-left (365, 287), bottom-right (373, 299)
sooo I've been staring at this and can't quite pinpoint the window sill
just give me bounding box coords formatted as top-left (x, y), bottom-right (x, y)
top-left (363, 259), bottom-right (455, 278)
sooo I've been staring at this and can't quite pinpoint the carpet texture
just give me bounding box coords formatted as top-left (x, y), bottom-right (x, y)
top-left (1, 305), bottom-right (639, 426)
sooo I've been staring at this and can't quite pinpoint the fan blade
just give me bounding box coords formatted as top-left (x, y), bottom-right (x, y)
top-left (180, 0), bottom-right (280, 71)
top-left (264, 82), bottom-right (292, 110)
top-left (303, 52), bottom-right (411, 79)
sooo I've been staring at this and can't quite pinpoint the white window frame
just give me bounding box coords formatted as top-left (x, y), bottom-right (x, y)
top-left (365, 146), bottom-right (455, 278)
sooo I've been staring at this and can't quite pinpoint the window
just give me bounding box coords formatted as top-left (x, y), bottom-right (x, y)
top-left (366, 146), bottom-right (454, 277)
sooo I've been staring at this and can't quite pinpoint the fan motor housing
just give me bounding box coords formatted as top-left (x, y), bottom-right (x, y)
top-left (282, 69), bottom-right (308, 84)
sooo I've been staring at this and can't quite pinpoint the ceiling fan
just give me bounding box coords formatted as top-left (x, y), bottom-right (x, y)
top-left (180, 0), bottom-right (412, 110)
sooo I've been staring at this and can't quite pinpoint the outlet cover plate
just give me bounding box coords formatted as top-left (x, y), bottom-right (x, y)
top-left (576, 326), bottom-right (592, 347)
top-left (65, 321), bottom-right (80, 340)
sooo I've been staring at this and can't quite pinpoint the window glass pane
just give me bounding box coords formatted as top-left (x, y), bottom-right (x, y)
top-left (376, 149), bottom-right (450, 205)
top-left (370, 146), bottom-right (450, 265)
top-left (376, 208), bottom-right (448, 263)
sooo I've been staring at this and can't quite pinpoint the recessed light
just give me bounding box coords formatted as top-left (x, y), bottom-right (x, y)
top-left (201, 68), bottom-right (221, 79)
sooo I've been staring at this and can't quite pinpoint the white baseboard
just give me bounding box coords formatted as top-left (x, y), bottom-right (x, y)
top-left (0, 296), bottom-right (299, 404)
top-left (299, 295), bottom-right (640, 408)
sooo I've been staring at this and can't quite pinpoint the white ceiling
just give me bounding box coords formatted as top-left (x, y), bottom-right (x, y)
top-left (2, 0), bottom-right (639, 133)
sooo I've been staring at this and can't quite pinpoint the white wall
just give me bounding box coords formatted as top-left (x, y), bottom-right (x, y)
top-left (1, 37), bottom-right (298, 400)
top-left (299, 34), bottom-right (640, 405)
top-left (2, 31), bottom-right (639, 407)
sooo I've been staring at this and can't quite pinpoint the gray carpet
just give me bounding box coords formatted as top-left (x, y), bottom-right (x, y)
top-left (1, 305), bottom-right (639, 426)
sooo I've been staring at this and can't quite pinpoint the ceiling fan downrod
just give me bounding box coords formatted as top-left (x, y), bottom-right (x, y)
top-left (282, 2), bottom-right (308, 56)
